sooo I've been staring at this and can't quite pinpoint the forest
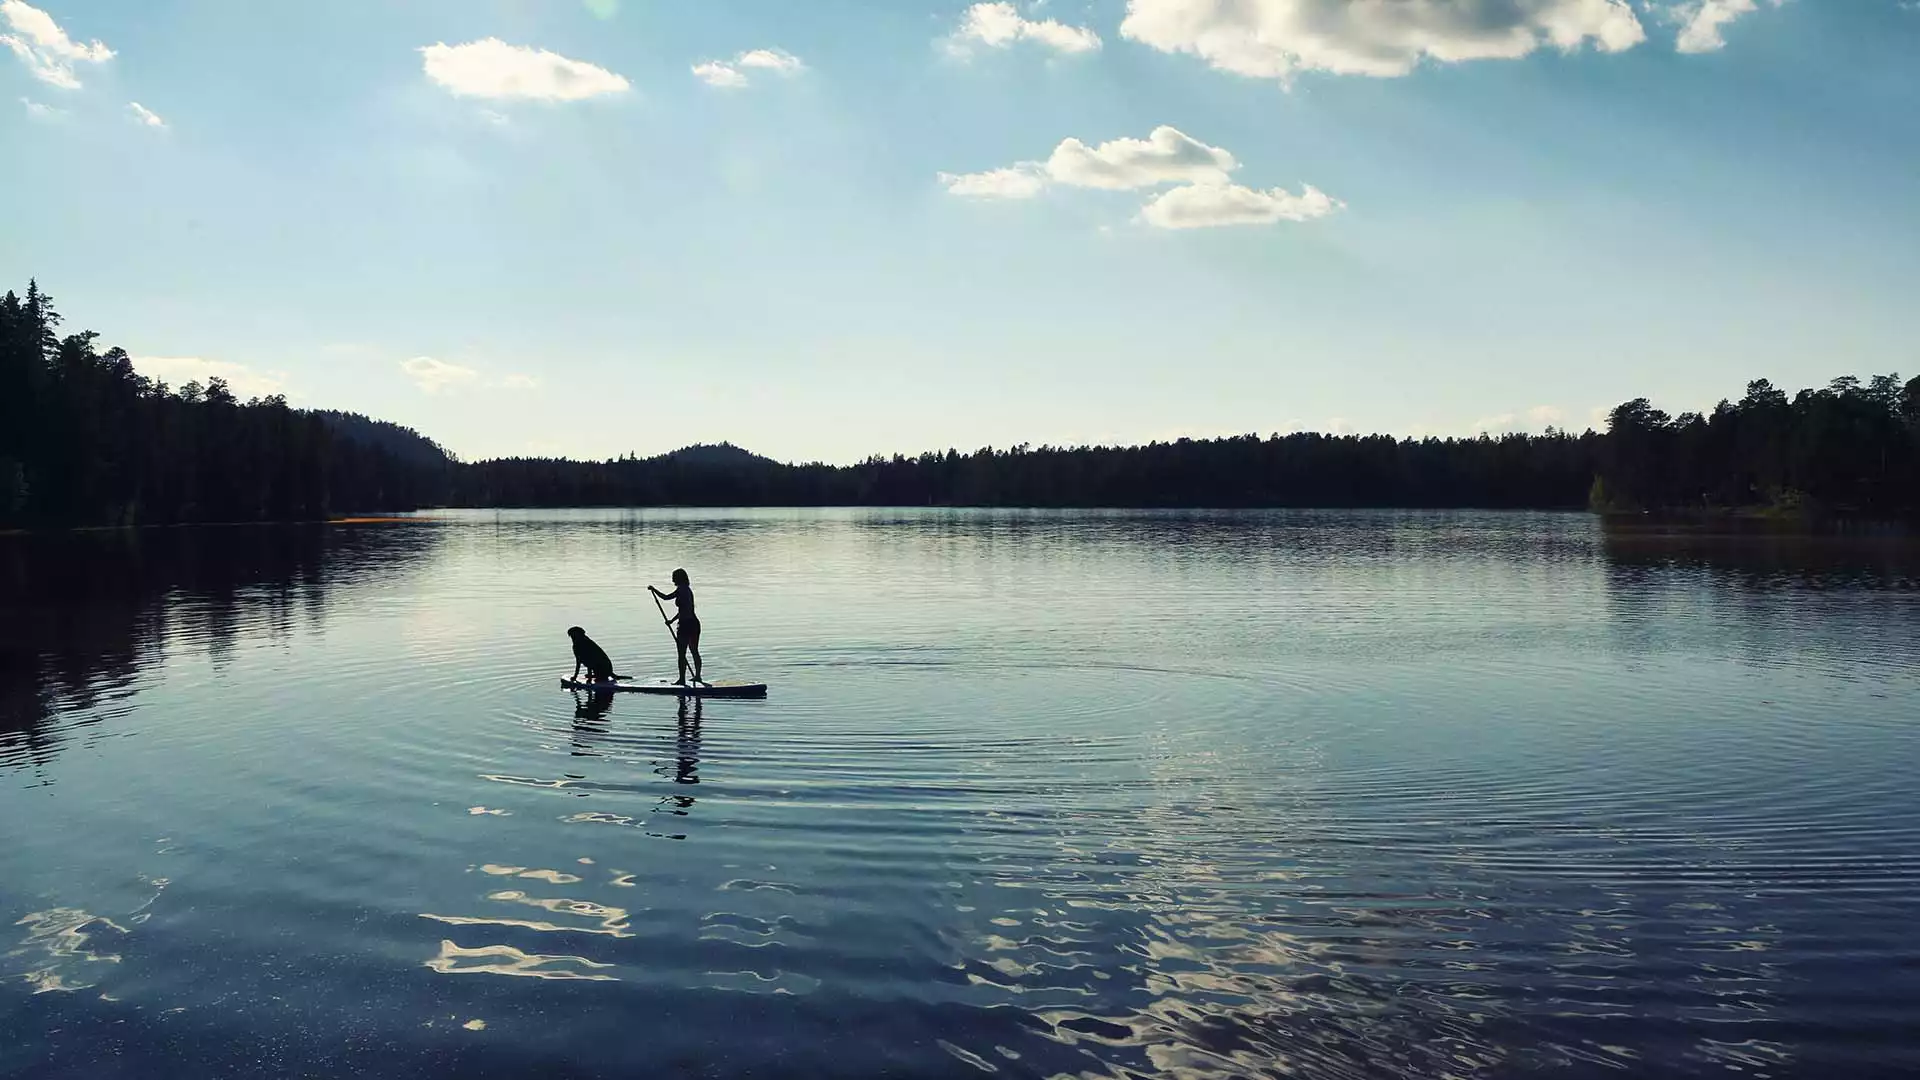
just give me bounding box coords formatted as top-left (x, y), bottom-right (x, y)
top-left (4, 280), bottom-right (1918, 528)
top-left (0, 282), bottom-right (450, 527)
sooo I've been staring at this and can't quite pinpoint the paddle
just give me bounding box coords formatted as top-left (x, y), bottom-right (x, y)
top-left (650, 589), bottom-right (678, 650)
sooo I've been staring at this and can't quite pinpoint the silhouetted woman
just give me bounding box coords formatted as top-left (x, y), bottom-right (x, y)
top-left (649, 568), bottom-right (703, 686)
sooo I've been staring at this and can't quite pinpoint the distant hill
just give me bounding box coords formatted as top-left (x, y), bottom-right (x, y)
top-left (651, 442), bottom-right (777, 468)
top-left (454, 440), bottom-right (800, 508)
top-left (311, 410), bottom-right (456, 468)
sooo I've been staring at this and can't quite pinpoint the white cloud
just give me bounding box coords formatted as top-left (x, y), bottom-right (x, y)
top-left (1467, 405), bottom-right (1568, 434)
top-left (1, 0), bottom-right (112, 89)
top-left (401, 357), bottom-right (540, 393)
top-left (938, 164), bottom-right (1048, 199)
top-left (1672, 0), bottom-right (1782, 54)
top-left (401, 356), bottom-right (479, 394)
top-left (692, 47), bottom-right (805, 89)
top-left (128, 101), bottom-right (165, 129)
top-left (1138, 181), bottom-right (1341, 229)
top-left (1119, 0), bottom-right (1645, 81)
top-left (478, 108), bottom-right (510, 126)
top-left (735, 48), bottom-right (804, 73)
top-left (692, 60), bottom-right (749, 88)
top-left (942, 125), bottom-right (1341, 229)
top-left (20, 95), bottom-right (59, 120)
top-left (134, 357), bottom-right (287, 400)
top-left (941, 126), bottom-right (1237, 199)
top-left (420, 38), bottom-right (629, 101)
top-left (947, 2), bottom-right (1102, 56)
top-left (1046, 126), bottom-right (1236, 190)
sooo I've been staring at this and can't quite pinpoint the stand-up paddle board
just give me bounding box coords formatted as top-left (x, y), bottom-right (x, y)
top-left (561, 678), bottom-right (768, 699)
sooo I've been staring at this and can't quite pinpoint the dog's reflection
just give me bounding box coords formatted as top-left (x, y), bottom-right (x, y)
top-left (570, 688), bottom-right (615, 757)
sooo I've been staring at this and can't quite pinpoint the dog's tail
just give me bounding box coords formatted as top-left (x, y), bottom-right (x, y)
top-left (611, 673), bottom-right (630, 681)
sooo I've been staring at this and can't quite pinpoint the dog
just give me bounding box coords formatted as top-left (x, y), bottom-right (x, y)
top-left (567, 626), bottom-right (626, 684)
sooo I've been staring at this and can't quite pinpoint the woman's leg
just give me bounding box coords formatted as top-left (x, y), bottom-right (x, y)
top-left (687, 623), bottom-right (703, 684)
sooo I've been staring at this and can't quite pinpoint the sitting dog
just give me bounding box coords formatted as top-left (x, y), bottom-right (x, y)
top-left (568, 626), bottom-right (626, 684)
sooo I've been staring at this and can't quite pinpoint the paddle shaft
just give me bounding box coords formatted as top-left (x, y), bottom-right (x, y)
top-left (651, 590), bottom-right (677, 650)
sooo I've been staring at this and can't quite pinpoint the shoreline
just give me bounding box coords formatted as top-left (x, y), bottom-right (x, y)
top-left (0, 515), bottom-right (439, 537)
top-left (1600, 509), bottom-right (1916, 537)
top-left (1, 505), bottom-right (1913, 539)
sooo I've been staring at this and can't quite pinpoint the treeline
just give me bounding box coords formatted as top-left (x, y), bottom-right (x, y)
top-left (0, 282), bottom-right (450, 528)
top-left (6, 280), bottom-right (1920, 525)
top-left (449, 381), bottom-right (1920, 516)
top-left (453, 433), bottom-right (1601, 509)
top-left (1600, 375), bottom-right (1920, 516)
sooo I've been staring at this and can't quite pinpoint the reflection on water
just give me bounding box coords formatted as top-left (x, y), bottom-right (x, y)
top-left (569, 689), bottom-right (614, 758)
top-left (0, 524), bottom-right (445, 781)
top-left (425, 939), bottom-right (618, 981)
top-left (662, 696), bottom-right (702, 814)
top-left (8, 908), bottom-right (128, 995)
top-left (2, 510), bottom-right (1918, 1079)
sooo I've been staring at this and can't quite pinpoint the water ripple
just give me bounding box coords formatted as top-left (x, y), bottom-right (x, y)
top-left (5, 510), bottom-right (1919, 1078)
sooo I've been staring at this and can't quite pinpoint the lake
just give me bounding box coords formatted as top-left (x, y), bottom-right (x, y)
top-left (3, 509), bottom-right (1918, 1079)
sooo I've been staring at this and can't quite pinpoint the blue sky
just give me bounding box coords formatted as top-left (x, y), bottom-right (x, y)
top-left (3, 0), bottom-right (1917, 464)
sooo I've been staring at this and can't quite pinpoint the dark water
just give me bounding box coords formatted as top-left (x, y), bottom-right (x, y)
top-left (4, 510), bottom-right (1918, 1079)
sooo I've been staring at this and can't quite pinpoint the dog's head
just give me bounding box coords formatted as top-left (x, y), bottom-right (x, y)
top-left (567, 626), bottom-right (585, 639)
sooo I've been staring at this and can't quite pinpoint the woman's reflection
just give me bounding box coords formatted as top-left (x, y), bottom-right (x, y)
top-left (657, 696), bottom-right (702, 815)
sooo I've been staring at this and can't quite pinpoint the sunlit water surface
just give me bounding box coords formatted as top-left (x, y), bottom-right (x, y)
top-left (4, 509), bottom-right (1918, 1079)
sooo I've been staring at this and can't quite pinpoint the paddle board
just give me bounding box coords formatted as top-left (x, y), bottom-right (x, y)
top-left (561, 678), bottom-right (768, 699)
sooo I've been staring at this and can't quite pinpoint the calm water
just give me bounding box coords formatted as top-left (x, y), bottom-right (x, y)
top-left (4, 510), bottom-right (1918, 1079)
